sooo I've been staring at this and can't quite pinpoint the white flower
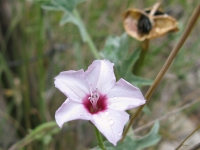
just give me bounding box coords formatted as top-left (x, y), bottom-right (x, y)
top-left (54, 60), bottom-right (145, 146)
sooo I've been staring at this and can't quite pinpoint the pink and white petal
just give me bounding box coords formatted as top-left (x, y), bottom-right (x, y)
top-left (55, 99), bottom-right (92, 128)
top-left (54, 70), bottom-right (90, 102)
top-left (85, 60), bottom-right (116, 95)
top-left (106, 78), bottom-right (145, 111)
top-left (91, 109), bottom-right (129, 146)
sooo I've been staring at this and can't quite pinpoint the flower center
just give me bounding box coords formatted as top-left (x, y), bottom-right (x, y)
top-left (83, 89), bottom-right (107, 114)
top-left (88, 90), bottom-right (100, 110)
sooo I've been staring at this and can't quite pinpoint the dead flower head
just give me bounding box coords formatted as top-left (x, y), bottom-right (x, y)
top-left (123, 2), bottom-right (179, 41)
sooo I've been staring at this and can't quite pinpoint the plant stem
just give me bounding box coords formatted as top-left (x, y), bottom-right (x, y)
top-left (134, 98), bottom-right (200, 133)
top-left (133, 40), bottom-right (149, 75)
top-left (38, 8), bottom-right (46, 123)
top-left (73, 9), bottom-right (100, 59)
top-left (175, 124), bottom-right (200, 150)
top-left (121, 4), bottom-right (200, 142)
top-left (133, 2), bottom-right (160, 76)
top-left (94, 127), bottom-right (106, 150)
top-left (8, 122), bottom-right (58, 150)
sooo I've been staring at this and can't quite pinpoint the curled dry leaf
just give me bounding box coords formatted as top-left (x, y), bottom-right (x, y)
top-left (123, 3), bottom-right (179, 41)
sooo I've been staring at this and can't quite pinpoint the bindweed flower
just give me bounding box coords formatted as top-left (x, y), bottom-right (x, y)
top-left (54, 60), bottom-right (145, 145)
top-left (123, 3), bottom-right (179, 41)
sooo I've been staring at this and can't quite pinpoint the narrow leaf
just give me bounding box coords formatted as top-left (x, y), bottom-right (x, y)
top-left (124, 74), bottom-right (152, 87)
top-left (118, 48), bottom-right (140, 77)
top-left (59, 13), bottom-right (87, 42)
top-left (43, 0), bottom-right (85, 12)
top-left (42, 3), bottom-right (60, 11)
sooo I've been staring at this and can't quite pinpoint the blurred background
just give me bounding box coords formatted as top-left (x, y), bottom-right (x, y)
top-left (0, 0), bottom-right (200, 149)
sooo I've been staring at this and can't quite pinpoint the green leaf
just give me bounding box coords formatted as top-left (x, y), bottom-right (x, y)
top-left (124, 73), bottom-right (152, 87)
top-left (118, 48), bottom-right (140, 77)
top-left (92, 136), bottom-right (134, 150)
top-left (143, 105), bottom-right (152, 115)
top-left (100, 33), bottom-right (130, 66)
top-left (42, 0), bottom-right (87, 42)
top-left (42, 3), bottom-right (61, 11)
top-left (42, 0), bottom-right (85, 12)
top-left (59, 12), bottom-right (87, 42)
top-left (93, 122), bottom-right (161, 150)
top-left (132, 121), bottom-right (161, 149)
top-left (100, 33), bottom-right (152, 87)
top-left (9, 122), bottom-right (60, 150)
top-left (54, 0), bottom-right (85, 12)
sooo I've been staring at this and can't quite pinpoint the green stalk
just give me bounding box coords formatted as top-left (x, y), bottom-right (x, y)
top-left (133, 3), bottom-right (160, 75)
top-left (94, 127), bottom-right (106, 150)
top-left (8, 122), bottom-right (58, 150)
top-left (133, 40), bottom-right (149, 75)
top-left (21, 35), bottom-right (31, 129)
top-left (38, 8), bottom-right (46, 123)
top-left (73, 9), bottom-right (100, 59)
top-left (121, 4), bottom-right (200, 142)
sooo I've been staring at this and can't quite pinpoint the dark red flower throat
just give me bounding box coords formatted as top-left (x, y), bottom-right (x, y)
top-left (83, 90), bottom-right (107, 114)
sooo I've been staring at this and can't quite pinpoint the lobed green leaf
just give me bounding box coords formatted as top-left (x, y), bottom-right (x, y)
top-left (93, 122), bottom-right (161, 150)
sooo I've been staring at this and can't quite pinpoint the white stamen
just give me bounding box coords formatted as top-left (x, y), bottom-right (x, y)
top-left (89, 84), bottom-right (93, 95)
top-left (88, 89), bottom-right (100, 109)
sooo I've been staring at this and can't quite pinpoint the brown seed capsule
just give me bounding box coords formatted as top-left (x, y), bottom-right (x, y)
top-left (123, 3), bottom-right (179, 41)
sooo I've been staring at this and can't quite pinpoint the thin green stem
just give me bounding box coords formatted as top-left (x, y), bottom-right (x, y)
top-left (133, 40), bottom-right (149, 75)
top-left (94, 127), bottom-right (106, 150)
top-left (175, 125), bottom-right (200, 150)
top-left (8, 122), bottom-right (58, 150)
top-left (121, 4), bottom-right (200, 142)
top-left (73, 9), bottom-right (100, 59)
top-left (38, 8), bottom-right (46, 123)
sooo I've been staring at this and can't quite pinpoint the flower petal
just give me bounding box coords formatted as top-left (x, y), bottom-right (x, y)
top-left (54, 70), bottom-right (90, 101)
top-left (106, 78), bottom-right (145, 111)
top-left (91, 109), bottom-right (129, 146)
top-left (85, 60), bottom-right (116, 94)
top-left (55, 99), bottom-right (92, 128)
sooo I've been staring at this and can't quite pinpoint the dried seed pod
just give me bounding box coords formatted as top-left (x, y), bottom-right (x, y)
top-left (123, 3), bottom-right (179, 41)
